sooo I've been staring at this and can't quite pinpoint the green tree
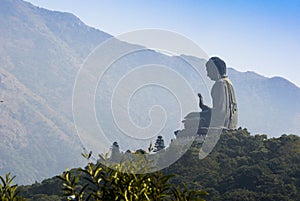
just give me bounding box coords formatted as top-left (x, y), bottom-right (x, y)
top-left (58, 152), bottom-right (208, 201)
top-left (154, 136), bottom-right (165, 152)
top-left (0, 173), bottom-right (26, 201)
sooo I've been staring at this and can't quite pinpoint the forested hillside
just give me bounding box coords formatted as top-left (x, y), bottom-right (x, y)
top-left (165, 128), bottom-right (300, 200)
top-left (14, 129), bottom-right (300, 201)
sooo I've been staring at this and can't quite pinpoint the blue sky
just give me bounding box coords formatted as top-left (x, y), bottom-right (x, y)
top-left (26, 0), bottom-right (300, 87)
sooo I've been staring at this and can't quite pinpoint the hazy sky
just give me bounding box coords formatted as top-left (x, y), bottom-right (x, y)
top-left (26, 0), bottom-right (300, 87)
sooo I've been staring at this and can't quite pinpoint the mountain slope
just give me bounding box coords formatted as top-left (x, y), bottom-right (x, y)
top-left (0, 67), bottom-right (83, 184)
top-left (0, 0), bottom-right (111, 119)
top-left (0, 0), bottom-right (111, 184)
top-left (228, 68), bottom-right (300, 136)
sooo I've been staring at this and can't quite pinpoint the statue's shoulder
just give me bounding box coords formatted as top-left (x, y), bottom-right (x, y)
top-left (222, 76), bottom-right (233, 85)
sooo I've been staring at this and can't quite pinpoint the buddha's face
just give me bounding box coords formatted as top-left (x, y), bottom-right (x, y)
top-left (206, 64), bottom-right (220, 81)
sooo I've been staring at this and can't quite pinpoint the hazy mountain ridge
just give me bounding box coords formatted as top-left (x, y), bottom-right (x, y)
top-left (0, 67), bottom-right (83, 183)
top-left (0, 0), bottom-right (299, 184)
top-left (0, 0), bottom-right (110, 183)
top-left (228, 68), bottom-right (300, 136)
top-left (0, 0), bottom-right (111, 119)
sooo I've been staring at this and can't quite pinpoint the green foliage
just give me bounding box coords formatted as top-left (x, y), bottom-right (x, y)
top-left (164, 129), bottom-right (300, 200)
top-left (0, 173), bottom-right (25, 201)
top-left (13, 128), bottom-right (300, 200)
top-left (18, 177), bottom-right (65, 201)
top-left (57, 153), bottom-right (208, 201)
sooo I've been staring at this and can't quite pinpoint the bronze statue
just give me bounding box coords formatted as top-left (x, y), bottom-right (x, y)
top-left (175, 57), bottom-right (238, 139)
top-left (198, 57), bottom-right (237, 131)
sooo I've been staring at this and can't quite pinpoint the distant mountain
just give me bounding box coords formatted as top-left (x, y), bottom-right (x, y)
top-left (0, 0), bottom-right (111, 184)
top-left (0, 0), bottom-right (299, 184)
top-left (0, 0), bottom-right (111, 119)
top-left (228, 68), bottom-right (300, 136)
top-left (0, 67), bottom-right (82, 184)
